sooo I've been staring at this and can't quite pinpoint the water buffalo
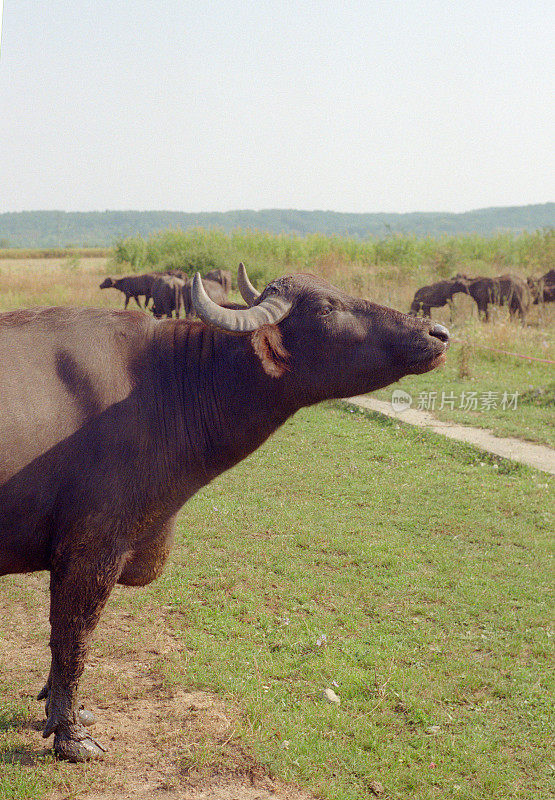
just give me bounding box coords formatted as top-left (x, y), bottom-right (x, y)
top-left (99, 274), bottom-right (157, 309)
top-left (0, 265), bottom-right (449, 762)
top-left (162, 268), bottom-right (188, 281)
top-left (452, 274), bottom-right (530, 321)
top-left (204, 268), bottom-right (232, 294)
top-left (150, 275), bottom-right (186, 318)
top-left (408, 280), bottom-right (464, 318)
top-left (181, 277), bottom-right (229, 318)
top-left (528, 269), bottom-right (555, 304)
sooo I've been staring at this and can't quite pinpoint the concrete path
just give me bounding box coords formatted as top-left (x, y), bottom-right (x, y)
top-left (344, 396), bottom-right (555, 476)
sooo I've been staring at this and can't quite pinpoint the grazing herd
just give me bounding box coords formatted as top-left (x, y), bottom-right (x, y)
top-left (409, 269), bottom-right (554, 322)
top-left (101, 267), bottom-right (554, 327)
top-left (100, 268), bottom-right (234, 319)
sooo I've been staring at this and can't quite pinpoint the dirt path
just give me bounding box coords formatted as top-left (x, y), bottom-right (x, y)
top-left (345, 396), bottom-right (555, 475)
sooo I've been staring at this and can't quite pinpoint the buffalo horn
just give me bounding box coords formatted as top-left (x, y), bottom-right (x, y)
top-left (237, 262), bottom-right (260, 306)
top-left (191, 273), bottom-right (292, 332)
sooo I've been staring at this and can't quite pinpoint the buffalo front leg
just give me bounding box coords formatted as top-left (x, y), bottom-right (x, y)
top-left (43, 545), bottom-right (126, 761)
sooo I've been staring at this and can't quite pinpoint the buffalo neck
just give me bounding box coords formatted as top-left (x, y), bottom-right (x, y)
top-left (145, 320), bottom-right (299, 488)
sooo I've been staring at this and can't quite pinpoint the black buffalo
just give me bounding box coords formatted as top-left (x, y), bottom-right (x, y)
top-left (528, 269), bottom-right (555, 304)
top-left (150, 274), bottom-right (186, 318)
top-left (451, 274), bottom-right (530, 321)
top-left (0, 265), bottom-right (449, 762)
top-left (408, 280), bottom-right (465, 318)
top-left (180, 277), bottom-right (229, 318)
top-left (99, 274), bottom-right (157, 309)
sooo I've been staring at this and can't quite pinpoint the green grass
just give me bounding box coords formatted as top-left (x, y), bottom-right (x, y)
top-left (0, 691), bottom-right (52, 800)
top-left (372, 340), bottom-right (554, 447)
top-left (1, 405), bottom-right (553, 797)
top-left (117, 404), bottom-right (552, 800)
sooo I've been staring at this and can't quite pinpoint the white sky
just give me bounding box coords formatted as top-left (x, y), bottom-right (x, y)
top-left (0, 0), bottom-right (553, 214)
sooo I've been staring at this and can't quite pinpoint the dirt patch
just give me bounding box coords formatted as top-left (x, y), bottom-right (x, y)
top-left (0, 574), bottom-right (313, 800)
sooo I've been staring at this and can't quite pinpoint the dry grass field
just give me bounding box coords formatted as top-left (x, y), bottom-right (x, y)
top-left (0, 257), bottom-right (114, 312)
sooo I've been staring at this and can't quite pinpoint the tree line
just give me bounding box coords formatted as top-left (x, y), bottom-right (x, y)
top-left (0, 204), bottom-right (553, 248)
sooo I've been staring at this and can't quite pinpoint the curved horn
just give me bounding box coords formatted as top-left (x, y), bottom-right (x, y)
top-left (191, 273), bottom-right (292, 332)
top-left (237, 262), bottom-right (260, 306)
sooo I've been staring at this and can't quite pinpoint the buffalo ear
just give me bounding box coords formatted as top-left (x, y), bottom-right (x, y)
top-left (251, 325), bottom-right (290, 378)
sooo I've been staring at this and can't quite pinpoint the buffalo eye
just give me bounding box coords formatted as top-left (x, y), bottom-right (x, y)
top-left (317, 304), bottom-right (334, 317)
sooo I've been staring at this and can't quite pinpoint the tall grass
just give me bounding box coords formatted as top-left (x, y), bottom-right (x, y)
top-left (111, 227), bottom-right (554, 286)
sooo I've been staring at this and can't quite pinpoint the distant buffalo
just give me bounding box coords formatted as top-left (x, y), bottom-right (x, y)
top-left (150, 275), bottom-right (186, 318)
top-left (452, 274), bottom-right (530, 321)
top-left (408, 279), bottom-right (464, 318)
top-left (99, 274), bottom-right (157, 309)
top-left (163, 268), bottom-right (232, 296)
top-left (528, 269), bottom-right (555, 304)
top-left (181, 278), bottom-right (230, 318)
top-left (204, 269), bottom-right (232, 294)
top-left (161, 268), bottom-right (188, 281)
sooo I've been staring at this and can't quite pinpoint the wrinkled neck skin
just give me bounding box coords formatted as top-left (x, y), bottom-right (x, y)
top-left (145, 322), bottom-right (299, 497)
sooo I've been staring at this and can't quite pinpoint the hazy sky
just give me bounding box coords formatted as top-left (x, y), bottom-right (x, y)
top-left (0, 0), bottom-right (553, 214)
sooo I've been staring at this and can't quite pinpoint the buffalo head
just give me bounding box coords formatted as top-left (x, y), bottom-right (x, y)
top-left (191, 265), bottom-right (448, 403)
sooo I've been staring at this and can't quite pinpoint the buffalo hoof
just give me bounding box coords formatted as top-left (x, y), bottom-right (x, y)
top-left (53, 729), bottom-right (106, 762)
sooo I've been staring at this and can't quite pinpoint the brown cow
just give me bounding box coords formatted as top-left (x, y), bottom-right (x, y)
top-left (99, 274), bottom-right (157, 309)
top-left (0, 265), bottom-right (449, 762)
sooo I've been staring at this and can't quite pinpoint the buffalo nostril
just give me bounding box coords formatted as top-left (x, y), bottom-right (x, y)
top-left (429, 323), bottom-right (449, 343)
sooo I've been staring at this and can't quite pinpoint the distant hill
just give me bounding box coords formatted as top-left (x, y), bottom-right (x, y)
top-left (0, 204), bottom-right (553, 248)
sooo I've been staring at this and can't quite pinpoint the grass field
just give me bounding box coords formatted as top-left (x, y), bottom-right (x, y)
top-left (1, 404), bottom-right (553, 799)
top-left (0, 239), bottom-right (553, 798)
top-left (372, 336), bottom-right (554, 447)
